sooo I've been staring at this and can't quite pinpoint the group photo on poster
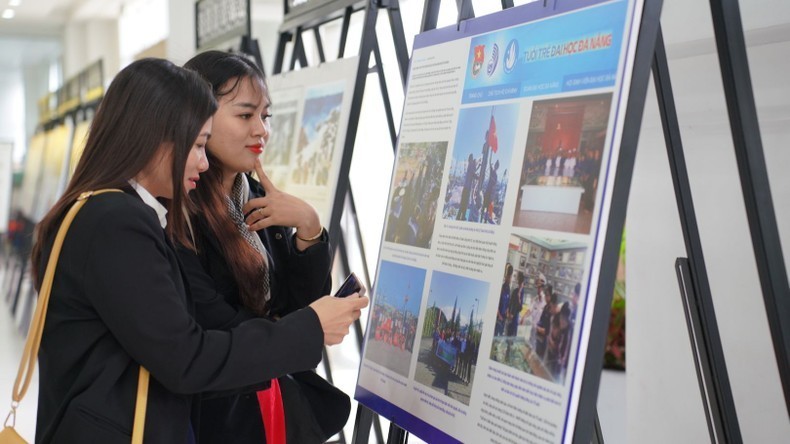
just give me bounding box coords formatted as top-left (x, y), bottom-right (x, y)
top-left (364, 260), bottom-right (426, 378)
top-left (513, 93), bottom-right (612, 234)
top-left (385, 141), bottom-right (448, 248)
top-left (442, 103), bottom-right (519, 225)
top-left (414, 270), bottom-right (488, 406)
top-left (490, 234), bottom-right (586, 385)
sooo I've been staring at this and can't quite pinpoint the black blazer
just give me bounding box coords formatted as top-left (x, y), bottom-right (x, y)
top-left (35, 189), bottom-right (324, 443)
top-left (178, 175), bottom-right (341, 443)
top-left (185, 176), bottom-right (332, 328)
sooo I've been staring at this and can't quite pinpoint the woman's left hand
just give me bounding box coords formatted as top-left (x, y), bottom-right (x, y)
top-left (242, 160), bottom-right (321, 239)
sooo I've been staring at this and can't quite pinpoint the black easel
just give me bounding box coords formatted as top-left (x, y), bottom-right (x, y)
top-left (708, 0), bottom-right (790, 412)
top-left (655, 0), bottom-right (790, 439)
top-left (652, 25), bottom-right (743, 443)
top-left (272, 2), bottom-right (411, 443)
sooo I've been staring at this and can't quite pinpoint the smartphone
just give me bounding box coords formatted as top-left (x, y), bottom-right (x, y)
top-left (334, 272), bottom-right (362, 298)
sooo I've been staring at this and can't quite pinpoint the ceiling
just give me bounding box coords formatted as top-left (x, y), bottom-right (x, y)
top-left (0, 0), bottom-right (287, 70)
top-left (1, 0), bottom-right (788, 71)
top-left (0, 0), bottom-right (122, 70)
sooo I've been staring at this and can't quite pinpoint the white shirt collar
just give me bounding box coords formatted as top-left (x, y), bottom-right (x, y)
top-left (128, 179), bottom-right (168, 229)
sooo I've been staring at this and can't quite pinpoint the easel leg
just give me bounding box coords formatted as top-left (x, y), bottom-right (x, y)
top-left (591, 409), bottom-right (604, 444)
top-left (351, 405), bottom-right (374, 444)
top-left (652, 25), bottom-right (743, 443)
top-left (386, 423), bottom-right (408, 444)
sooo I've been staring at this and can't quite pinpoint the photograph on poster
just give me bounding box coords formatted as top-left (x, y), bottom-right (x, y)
top-left (414, 270), bottom-right (489, 406)
top-left (513, 93), bottom-right (612, 234)
top-left (262, 99), bottom-right (298, 169)
top-left (291, 83), bottom-right (344, 186)
top-left (491, 234), bottom-right (586, 385)
top-left (442, 103), bottom-right (519, 225)
top-left (364, 260), bottom-right (426, 378)
top-left (384, 141), bottom-right (448, 249)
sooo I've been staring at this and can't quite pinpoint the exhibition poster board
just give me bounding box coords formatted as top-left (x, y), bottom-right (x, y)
top-left (262, 56), bottom-right (359, 225)
top-left (33, 123), bottom-right (72, 221)
top-left (17, 132), bottom-right (47, 219)
top-left (69, 120), bottom-right (91, 178)
top-left (0, 142), bottom-right (12, 233)
top-left (355, 1), bottom-right (646, 442)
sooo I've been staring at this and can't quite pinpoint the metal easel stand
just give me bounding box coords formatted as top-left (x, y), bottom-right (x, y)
top-left (272, 2), bottom-right (411, 443)
top-left (653, 24), bottom-right (743, 443)
top-left (707, 0), bottom-right (790, 412)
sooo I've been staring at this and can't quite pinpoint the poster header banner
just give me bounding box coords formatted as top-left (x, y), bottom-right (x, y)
top-left (461, 1), bottom-right (626, 103)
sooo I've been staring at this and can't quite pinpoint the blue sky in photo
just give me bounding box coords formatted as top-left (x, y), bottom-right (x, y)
top-left (301, 81), bottom-right (344, 140)
top-left (427, 270), bottom-right (490, 326)
top-left (374, 260), bottom-right (426, 316)
top-left (450, 102), bottom-right (521, 176)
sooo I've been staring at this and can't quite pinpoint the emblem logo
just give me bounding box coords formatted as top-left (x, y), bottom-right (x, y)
top-left (487, 43), bottom-right (499, 77)
top-left (472, 45), bottom-right (485, 78)
top-left (504, 39), bottom-right (518, 74)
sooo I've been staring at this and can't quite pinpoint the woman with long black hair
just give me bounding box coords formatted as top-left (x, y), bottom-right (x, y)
top-left (31, 58), bottom-right (366, 443)
top-left (180, 50), bottom-right (355, 443)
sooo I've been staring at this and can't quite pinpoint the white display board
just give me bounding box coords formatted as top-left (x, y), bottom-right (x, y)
top-left (32, 123), bottom-right (72, 221)
top-left (0, 141), bottom-right (12, 233)
top-left (69, 120), bottom-right (91, 178)
top-left (355, 1), bottom-right (649, 443)
top-left (263, 57), bottom-right (359, 226)
top-left (17, 132), bottom-right (46, 219)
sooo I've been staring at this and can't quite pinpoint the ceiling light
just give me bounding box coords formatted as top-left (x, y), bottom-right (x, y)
top-left (2, 9), bottom-right (14, 19)
top-left (9, 0), bottom-right (21, 7)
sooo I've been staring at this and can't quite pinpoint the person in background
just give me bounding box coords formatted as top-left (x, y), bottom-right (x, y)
top-left (495, 263), bottom-right (513, 336)
top-left (30, 58), bottom-right (366, 443)
top-left (546, 303), bottom-right (573, 381)
top-left (506, 271), bottom-right (525, 336)
top-left (535, 288), bottom-right (557, 359)
top-left (180, 50), bottom-right (357, 443)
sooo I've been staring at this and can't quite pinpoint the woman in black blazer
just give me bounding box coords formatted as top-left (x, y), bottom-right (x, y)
top-left (30, 58), bottom-right (367, 443)
top-left (179, 51), bottom-right (355, 443)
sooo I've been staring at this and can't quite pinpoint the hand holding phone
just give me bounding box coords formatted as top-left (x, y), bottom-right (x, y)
top-left (334, 272), bottom-right (363, 298)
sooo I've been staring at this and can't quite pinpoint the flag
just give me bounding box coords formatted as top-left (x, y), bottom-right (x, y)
top-left (487, 115), bottom-right (498, 153)
top-left (474, 45), bottom-right (485, 63)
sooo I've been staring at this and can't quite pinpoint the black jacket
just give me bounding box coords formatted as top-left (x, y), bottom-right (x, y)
top-left (35, 189), bottom-right (324, 443)
top-left (178, 175), bottom-right (348, 443)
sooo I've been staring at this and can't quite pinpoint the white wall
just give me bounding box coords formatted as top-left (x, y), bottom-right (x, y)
top-left (0, 70), bottom-right (25, 163)
top-left (63, 19), bottom-right (119, 80)
top-left (627, 1), bottom-right (790, 442)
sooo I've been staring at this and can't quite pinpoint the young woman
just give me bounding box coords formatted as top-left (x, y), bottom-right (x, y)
top-left (178, 50), bottom-right (354, 443)
top-left (31, 58), bottom-right (366, 443)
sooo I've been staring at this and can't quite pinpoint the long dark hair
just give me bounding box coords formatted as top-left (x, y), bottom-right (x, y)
top-left (184, 51), bottom-right (271, 316)
top-left (31, 58), bottom-right (217, 286)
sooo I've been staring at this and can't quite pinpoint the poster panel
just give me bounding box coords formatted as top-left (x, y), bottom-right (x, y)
top-left (263, 57), bottom-right (359, 226)
top-left (355, 1), bottom-right (646, 443)
top-left (0, 142), bottom-right (12, 232)
top-left (69, 120), bottom-right (91, 178)
top-left (33, 123), bottom-right (72, 221)
top-left (17, 132), bottom-right (47, 219)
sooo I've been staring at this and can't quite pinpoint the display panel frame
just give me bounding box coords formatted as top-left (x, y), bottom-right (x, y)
top-left (354, 0), bottom-right (663, 442)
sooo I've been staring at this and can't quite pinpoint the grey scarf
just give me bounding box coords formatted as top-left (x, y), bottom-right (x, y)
top-left (225, 174), bottom-right (271, 303)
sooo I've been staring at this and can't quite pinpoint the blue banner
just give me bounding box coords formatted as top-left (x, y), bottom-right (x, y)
top-left (461, 1), bottom-right (627, 104)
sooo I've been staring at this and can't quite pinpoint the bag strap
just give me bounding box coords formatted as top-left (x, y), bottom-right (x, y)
top-left (131, 367), bottom-right (149, 444)
top-left (5, 189), bottom-right (150, 442)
